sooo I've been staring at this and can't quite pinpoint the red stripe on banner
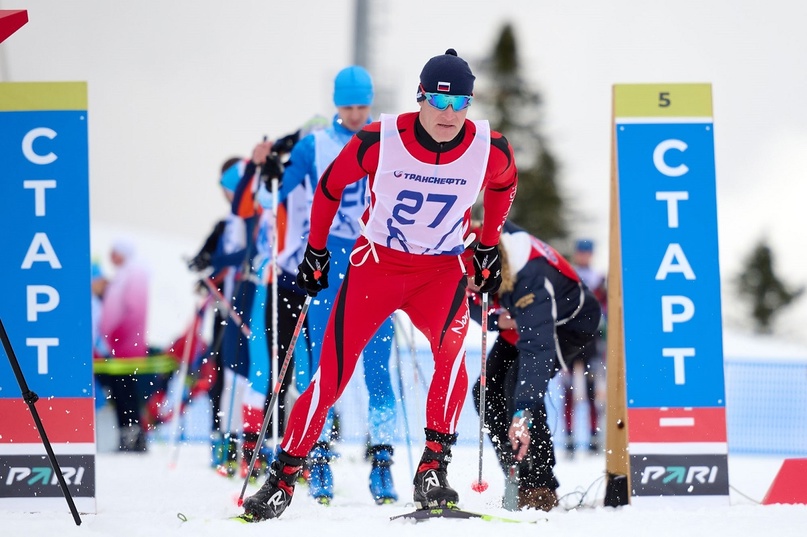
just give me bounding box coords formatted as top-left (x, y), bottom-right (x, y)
top-left (0, 398), bottom-right (95, 443)
top-left (628, 407), bottom-right (727, 443)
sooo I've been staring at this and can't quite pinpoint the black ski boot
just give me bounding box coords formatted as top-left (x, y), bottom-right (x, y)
top-left (413, 429), bottom-right (459, 509)
top-left (242, 450), bottom-right (305, 521)
top-left (118, 424), bottom-right (147, 453)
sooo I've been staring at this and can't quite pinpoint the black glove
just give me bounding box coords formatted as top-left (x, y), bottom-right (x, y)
top-left (187, 251), bottom-right (212, 272)
top-left (271, 130), bottom-right (300, 155)
top-left (260, 153), bottom-right (284, 189)
top-left (296, 244), bottom-right (331, 297)
top-left (473, 243), bottom-right (502, 294)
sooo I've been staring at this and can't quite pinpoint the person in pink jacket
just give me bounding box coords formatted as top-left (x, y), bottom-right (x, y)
top-left (98, 239), bottom-right (150, 452)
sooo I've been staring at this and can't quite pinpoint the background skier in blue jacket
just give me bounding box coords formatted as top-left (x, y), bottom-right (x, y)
top-left (250, 65), bottom-right (398, 505)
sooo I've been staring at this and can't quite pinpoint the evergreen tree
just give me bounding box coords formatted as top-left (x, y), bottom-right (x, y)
top-left (736, 239), bottom-right (804, 333)
top-left (474, 23), bottom-right (568, 241)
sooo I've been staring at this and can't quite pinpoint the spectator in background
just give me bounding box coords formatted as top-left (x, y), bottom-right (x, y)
top-left (561, 239), bottom-right (607, 457)
top-left (90, 261), bottom-right (109, 358)
top-left (98, 239), bottom-right (151, 452)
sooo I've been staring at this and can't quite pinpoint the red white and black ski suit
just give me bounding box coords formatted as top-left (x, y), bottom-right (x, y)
top-left (280, 111), bottom-right (517, 457)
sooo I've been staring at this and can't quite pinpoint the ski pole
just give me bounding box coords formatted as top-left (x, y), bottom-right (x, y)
top-left (472, 292), bottom-right (490, 493)
top-left (391, 321), bottom-right (415, 479)
top-left (392, 313), bottom-right (428, 392)
top-left (270, 176), bottom-right (280, 447)
top-left (201, 276), bottom-right (252, 338)
top-left (195, 272), bottom-right (235, 453)
top-left (393, 313), bottom-right (427, 440)
top-left (237, 294), bottom-right (312, 506)
top-left (167, 296), bottom-right (210, 468)
top-left (0, 319), bottom-right (83, 526)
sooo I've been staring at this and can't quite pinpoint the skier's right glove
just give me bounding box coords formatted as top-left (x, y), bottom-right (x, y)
top-left (296, 243), bottom-right (331, 297)
top-left (472, 242), bottom-right (502, 294)
top-left (260, 153), bottom-right (284, 190)
top-left (187, 251), bottom-right (212, 272)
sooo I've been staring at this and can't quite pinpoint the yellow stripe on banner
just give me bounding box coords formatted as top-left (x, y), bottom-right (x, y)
top-left (0, 81), bottom-right (87, 111)
top-left (614, 83), bottom-right (712, 118)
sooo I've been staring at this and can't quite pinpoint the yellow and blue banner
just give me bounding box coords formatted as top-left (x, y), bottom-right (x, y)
top-left (614, 83), bottom-right (729, 506)
top-left (0, 82), bottom-right (96, 513)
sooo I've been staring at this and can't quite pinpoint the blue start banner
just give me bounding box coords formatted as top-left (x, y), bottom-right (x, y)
top-left (618, 121), bottom-right (725, 408)
top-left (613, 83), bottom-right (729, 507)
top-left (0, 82), bottom-right (96, 513)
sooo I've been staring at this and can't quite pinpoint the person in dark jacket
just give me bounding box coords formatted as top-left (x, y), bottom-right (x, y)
top-left (467, 221), bottom-right (602, 511)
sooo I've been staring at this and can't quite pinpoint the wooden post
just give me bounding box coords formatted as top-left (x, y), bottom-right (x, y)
top-left (604, 87), bottom-right (630, 506)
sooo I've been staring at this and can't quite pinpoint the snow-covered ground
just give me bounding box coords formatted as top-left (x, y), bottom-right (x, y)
top-left (2, 440), bottom-right (806, 536)
top-left (1, 226), bottom-right (795, 535)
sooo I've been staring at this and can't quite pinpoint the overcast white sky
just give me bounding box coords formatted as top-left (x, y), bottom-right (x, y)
top-left (2, 0), bottom-right (806, 342)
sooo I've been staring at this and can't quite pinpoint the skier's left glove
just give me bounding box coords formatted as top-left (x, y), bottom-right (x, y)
top-left (296, 243), bottom-right (331, 297)
top-left (472, 242), bottom-right (502, 294)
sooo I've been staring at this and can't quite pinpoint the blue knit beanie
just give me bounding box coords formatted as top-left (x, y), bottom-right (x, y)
top-left (575, 239), bottom-right (594, 253)
top-left (418, 48), bottom-right (475, 98)
top-left (333, 66), bottom-right (374, 106)
top-left (219, 159), bottom-right (243, 193)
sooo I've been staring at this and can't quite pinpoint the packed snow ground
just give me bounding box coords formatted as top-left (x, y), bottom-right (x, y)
top-left (2, 439), bottom-right (806, 536)
top-left (0, 225), bottom-right (786, 535)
